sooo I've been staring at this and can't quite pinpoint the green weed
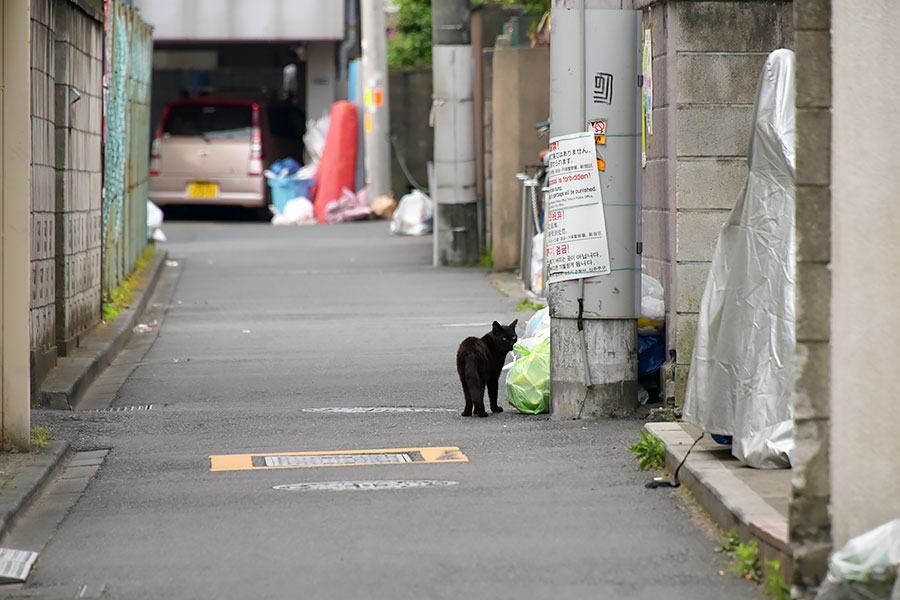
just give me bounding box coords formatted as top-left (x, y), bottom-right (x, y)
top-left (628, 430), bottom-right (666, 471)
top-left (30, 426), bottom-right (55, 448)
top-left (515, 298), bottom-right (546, 312)
top-left (101, 245), bottom-right (156, 323)
top-left (728, 540), bottom-right (761, 581)
top-left (763, 559), bottom-right (791, 600)
top-left (479, 249), bottom-right (494, 269)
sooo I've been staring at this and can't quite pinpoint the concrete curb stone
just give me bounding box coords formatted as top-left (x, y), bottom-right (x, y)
top-left (0, 440), bottom-right (70, 539)
top-left (39, 247), bottom-right (168, 410)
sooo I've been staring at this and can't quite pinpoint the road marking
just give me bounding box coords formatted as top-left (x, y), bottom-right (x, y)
top-left (209, 446), bottom-right (468, 472)
top-left (273, 480), bottom-right (459, 491)
top-left (299, 407), bottom-right (457, 414)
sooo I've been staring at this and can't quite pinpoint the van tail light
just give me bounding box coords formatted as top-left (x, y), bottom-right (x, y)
top-left (248, 103), bottom-right (263, 176)
top-left (149, 115), bottom-right (164, 176)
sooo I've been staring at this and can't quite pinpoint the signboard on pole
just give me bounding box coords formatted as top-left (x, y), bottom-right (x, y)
top-left (545, 131), bottom-right (611, 284)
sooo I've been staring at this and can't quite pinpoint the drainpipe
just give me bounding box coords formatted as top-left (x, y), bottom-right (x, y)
top-left (338, 0), bottom-right (359, 86)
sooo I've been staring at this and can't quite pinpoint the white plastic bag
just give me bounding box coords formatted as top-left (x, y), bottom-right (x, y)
top-left (530, 232), bottom-right (544, 294)
top-left (639, 273), bottom-right (665, 336)
top-left (389, 190), bottom-right (433, 236)
top-left (147, 201), bottom-right (166, 242)
top-left (271, 197), bottom-right (315, 226)
top-left (816, 519), bottom-right (900, 600)
top-left (524, 307), bottom-right (550, 339)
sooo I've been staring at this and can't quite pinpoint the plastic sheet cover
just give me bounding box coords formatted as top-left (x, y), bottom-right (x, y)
top-left (682, 49), bottom-right (796, 469)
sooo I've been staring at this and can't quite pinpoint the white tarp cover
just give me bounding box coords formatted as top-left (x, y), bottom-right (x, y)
top-left (682, 49), bottom-right (796, 469)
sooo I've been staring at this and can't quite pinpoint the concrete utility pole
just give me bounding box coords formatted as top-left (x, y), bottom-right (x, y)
top-left (432, 0), bottom-right (479, 265)
top-left (548, 4), bottom-right (641, 418)
top-left (360, 0), bottom-right (392, 200)
top-left (1, 0), bottom-right (34, 450)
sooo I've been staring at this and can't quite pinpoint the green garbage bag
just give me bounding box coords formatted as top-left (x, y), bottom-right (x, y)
top-left (505, 337), bottom-right (550, 414)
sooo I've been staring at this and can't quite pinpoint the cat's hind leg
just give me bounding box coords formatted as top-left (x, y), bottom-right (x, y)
top-left (458, 363), bottom-right (474, 417)
top-left (487, 378), bottom-right (503, 413)
top-left (470, 380), bottom-right (488, 417)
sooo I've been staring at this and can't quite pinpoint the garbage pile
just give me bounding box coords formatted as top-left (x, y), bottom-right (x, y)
top-left (505, 307), bottom-right (551, 414)
top-left (638, 272), bottom-right (666, 405)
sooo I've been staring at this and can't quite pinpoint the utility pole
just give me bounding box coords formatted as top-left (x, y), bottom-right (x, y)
top-left (360, 0), bottom-right (392, 200)
top-left (548, 4), bottom-right (642, 418)
top-left (432, 0), bottom-right (479, 265)
top-left (1, 0), bottom-right (34, 450)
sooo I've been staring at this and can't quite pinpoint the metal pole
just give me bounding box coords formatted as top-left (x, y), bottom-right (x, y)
top-left (360, 0), bottom-right (392, 200)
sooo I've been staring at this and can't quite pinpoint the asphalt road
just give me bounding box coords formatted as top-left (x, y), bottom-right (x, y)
top-left (23, 220), bottom-right (764, 599)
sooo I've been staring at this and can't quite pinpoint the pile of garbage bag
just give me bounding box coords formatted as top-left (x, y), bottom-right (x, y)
top-left (505, 307), bottom-right (551, 414)
top-left (638, 272), bottom-right (666, 404)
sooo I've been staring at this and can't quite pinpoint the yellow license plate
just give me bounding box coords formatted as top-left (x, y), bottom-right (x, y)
top-left (188, 182), bottom-right (218, 198)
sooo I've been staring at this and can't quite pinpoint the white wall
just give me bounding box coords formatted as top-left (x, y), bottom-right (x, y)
top-left (306, 42), bottom-right (337, 121)
top-left (830, 0), bottom-right (900, 548)
top-left (134, 0), bottom-right (343, 41)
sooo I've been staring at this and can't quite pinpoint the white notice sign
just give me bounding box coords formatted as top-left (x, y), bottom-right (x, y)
top-left (545, 132), bottom-right (611, 283)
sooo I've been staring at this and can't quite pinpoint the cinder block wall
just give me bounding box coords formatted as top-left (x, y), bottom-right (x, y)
top-left (789, 0), bottom-right (831, 594)
top-left (490, 42), bottom-right (550, 271)
top-left (30, 0), bottom-right (58, 386)
top-left (635, 0), bottom-right (793, 406)
top-left (388, 68), bottom-right (433, 201)
top-left (54, 1), bottom-right (104, 356)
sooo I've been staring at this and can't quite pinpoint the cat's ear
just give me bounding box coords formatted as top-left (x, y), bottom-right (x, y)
top-left (492, 321), bottom-right (502, 333)
top-left (509, 319), bottom-right (518, 329)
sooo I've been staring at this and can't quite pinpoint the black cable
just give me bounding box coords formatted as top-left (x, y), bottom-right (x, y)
top-left (645, 432), bottom-right (705, 489)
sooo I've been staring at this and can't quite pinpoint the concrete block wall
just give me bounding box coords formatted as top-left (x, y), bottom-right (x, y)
top-left (388, 68), bottom-right (433, 201)
top-left (30, 0), bottom-right (58, 371)
top-left (54, 1), bottom-right (104, 355)
top-left (635, 0), bottom-right (793, 405)
top-left (490, 43), bottom-right (550, 271)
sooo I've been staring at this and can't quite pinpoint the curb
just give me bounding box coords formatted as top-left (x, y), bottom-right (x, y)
top-left (0, 440), bottom-right (70, 538)
top-left (644, 422), bottom-right (793, 579)
top-left (39, 248), bottom-right (168, 410)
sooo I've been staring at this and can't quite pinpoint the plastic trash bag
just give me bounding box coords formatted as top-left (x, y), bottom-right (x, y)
top-left (147, 201), bottom-right (166, 242)
top-left (271, 197), bottom-right (315, 226)
top-left (530, 232), bottom-right (544, 295)
top-left (524, 306), bottom-right (550, 339)
top-left (816, 518), bottom-right (900, 600)
top-left (325, 187), bottom-right (372, 224)
top-left (639, 273), bottom-right (665, 336)
top-left (505, 337), bottom-right (550, 414)
top-left (303, 115), bottom-right (329, 166)
top-left (390, 190), bottom-right (433, 236)
top-left (264, 157), bottom-right (301, 179)
top-left (638, 335), bottom-right (665, 376)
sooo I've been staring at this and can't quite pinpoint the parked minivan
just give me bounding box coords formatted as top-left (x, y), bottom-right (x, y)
top-left (149, 98), bottom-right (304, 214)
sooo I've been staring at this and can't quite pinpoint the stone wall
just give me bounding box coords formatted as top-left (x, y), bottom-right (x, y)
top-left (30, 0), bottom-right (59, 388)
top-left (490, 43), bottom-right (550, 271)
top-left (30, 0), bottom-right (105, 399)
top-left (789, 1), bottom-right (831, 594)
top-left (54, 1), bottom-right (104, 355)
top-left (388, 67), bottom-right (433, 201)
top-left (634, 0), bottom-right (793, 406)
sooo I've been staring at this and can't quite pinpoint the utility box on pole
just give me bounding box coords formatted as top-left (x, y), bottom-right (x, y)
top-left (548, 5), bottom-right (642, 418)
top-left (432, 0), bottom-right (479, 265)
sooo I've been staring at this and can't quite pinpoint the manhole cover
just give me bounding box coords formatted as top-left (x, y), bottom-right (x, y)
top-left (273, 480), bottom-right (458, 491)
top-left (300, 407), bottom-right (457, 414)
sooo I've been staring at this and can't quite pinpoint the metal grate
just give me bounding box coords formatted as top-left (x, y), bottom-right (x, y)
top-left (262, 452), bottom-right (419, 467)
top-left (273, 480), bottom-right (459, 491)
top-left (92, 404), bottom-right (154, 412)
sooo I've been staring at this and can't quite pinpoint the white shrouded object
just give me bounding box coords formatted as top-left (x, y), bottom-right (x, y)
top-left (682, 49), bottom-right (796, 469)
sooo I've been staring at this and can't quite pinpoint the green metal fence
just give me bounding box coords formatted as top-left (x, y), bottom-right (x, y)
top-left (102, 0), bottom-right (152, 293)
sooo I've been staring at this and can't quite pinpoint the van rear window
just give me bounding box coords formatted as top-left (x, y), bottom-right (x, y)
top-left (163, 104), bottom-right (252, 138)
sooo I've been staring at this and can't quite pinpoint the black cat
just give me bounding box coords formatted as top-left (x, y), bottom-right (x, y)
top-left (456, 320), bottom-right (518, 417)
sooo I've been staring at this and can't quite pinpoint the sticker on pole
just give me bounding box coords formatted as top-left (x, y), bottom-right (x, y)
top-left (545, 131), bottom-right (612, 284)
